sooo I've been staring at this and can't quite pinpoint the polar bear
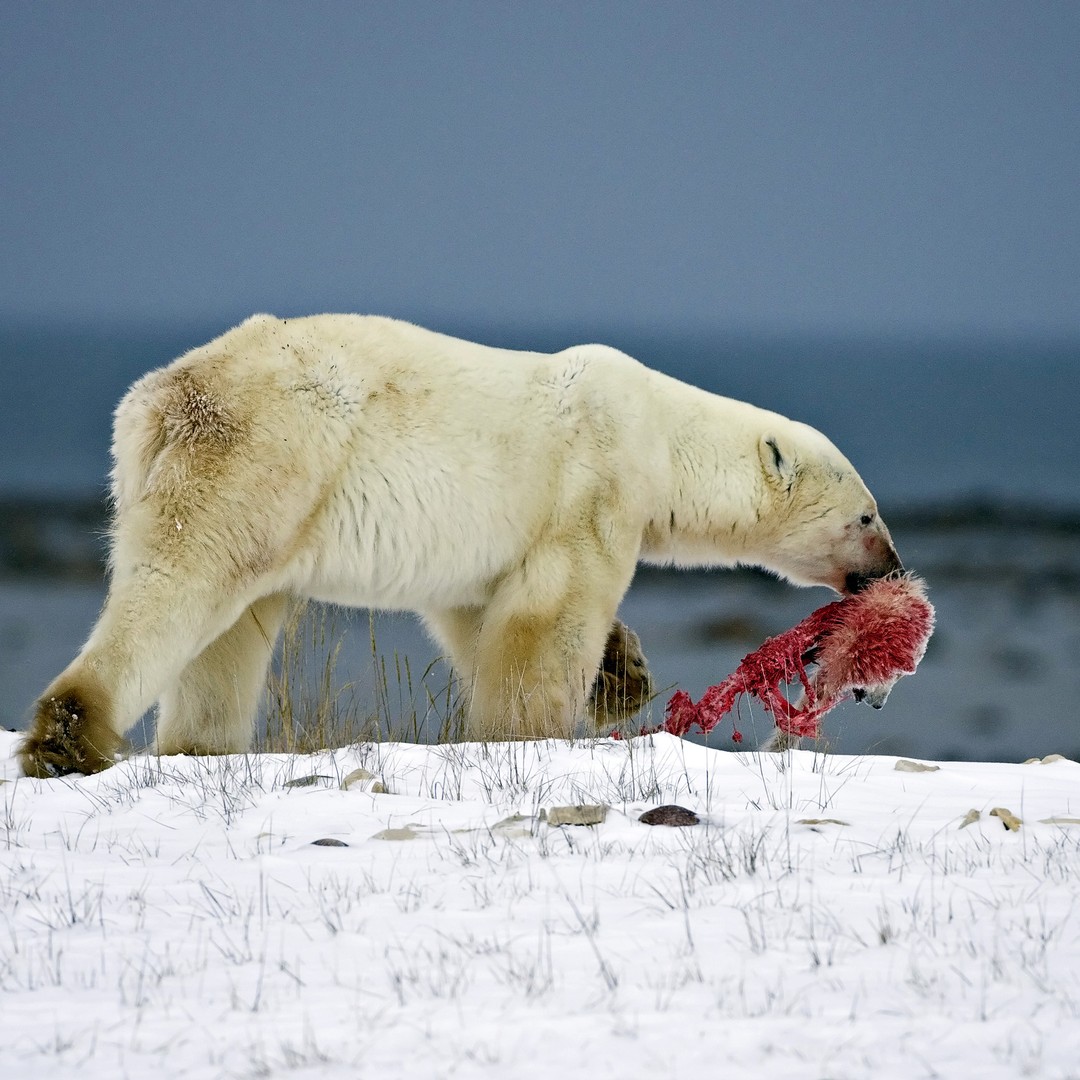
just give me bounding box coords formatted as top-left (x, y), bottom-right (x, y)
top-left (18, 314), bottom-right (902, 776)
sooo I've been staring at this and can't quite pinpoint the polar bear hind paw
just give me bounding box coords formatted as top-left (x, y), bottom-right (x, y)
top-left (588, 619), bottom-right (653, 729)
top-left (18, 687), bottom-right (124, 777)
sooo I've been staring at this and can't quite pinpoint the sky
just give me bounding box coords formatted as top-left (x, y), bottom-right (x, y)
top-left (3, 1), bottom-right (1079, 338)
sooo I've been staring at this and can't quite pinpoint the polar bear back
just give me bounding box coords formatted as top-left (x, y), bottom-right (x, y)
top-left (113, 313), bottom-right (673, 612)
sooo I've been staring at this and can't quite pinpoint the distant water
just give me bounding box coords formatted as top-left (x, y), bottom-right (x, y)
top-left (4, 521), bottom-right (1080, 762)
top-left (1, 320), bottom-right (1077, 509)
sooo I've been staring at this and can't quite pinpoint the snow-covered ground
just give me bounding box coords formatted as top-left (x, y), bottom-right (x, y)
top-left (2, 730), bottom-right (1079, 1079)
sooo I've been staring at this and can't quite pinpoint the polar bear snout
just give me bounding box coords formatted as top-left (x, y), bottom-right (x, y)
top-left (844, 534), bottom-right (904, 595)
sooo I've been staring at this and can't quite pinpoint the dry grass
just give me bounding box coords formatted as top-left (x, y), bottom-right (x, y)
top-left (258, 602), bottom-right (466, 753)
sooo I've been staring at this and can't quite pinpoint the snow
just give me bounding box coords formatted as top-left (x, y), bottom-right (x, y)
top-left (2, 730), bottom-right (1079, 1079)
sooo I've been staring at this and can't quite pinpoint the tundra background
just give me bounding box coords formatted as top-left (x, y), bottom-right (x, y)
top-left (2, 4), bottom-right (1078, 758)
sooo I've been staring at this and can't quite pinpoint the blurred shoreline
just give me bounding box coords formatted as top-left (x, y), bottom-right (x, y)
top-left (2, 494), bottom-right (1078, 763)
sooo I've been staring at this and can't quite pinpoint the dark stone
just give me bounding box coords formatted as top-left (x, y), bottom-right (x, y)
top-left (284, 774), bottom-right (335, 789)
top-left (310, 838), bottom-right (349, 847)
top-left (639, 805), bottom-right (699, 827)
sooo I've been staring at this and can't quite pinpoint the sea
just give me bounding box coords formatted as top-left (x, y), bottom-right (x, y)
top-left (2, 322), bottom-right (1078, 761)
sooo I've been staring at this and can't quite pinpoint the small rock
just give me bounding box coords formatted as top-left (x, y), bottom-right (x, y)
top-left (639, 805), bottom-right (699, 827)
top-left (490, 813), bottom-right (538, 837)
top-left (894, 759), bottom-right (940, 773)
top-left (1040, 754), bottom-right (1067, 764)
top-left (283, 774), bottom-right (335, 789)
top-left (990, 807), bottom-right (1022, 832)
top-left (796, 818), bottom-right (850, 827)
top-left (340, 767), bottom-right (388, 794)
top-left (546, 804), bottom-right (608, 827)
top-left (310, 838), bottom-right (349, 847)
top-left (959, 809), bottom-right (981, 829)
top-left (371, 826), bottom-right (420, 841)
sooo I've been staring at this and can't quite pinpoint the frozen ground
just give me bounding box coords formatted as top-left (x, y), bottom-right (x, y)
top-left (2, 731), bottom-right (1080, 1079)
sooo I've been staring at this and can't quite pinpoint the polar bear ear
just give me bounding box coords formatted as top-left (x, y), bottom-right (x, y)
top-left (759, 434), bottom-right (796, 489)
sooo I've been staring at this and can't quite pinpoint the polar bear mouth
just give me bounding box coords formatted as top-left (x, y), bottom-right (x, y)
top-left (844, 571), bottom-right (876, 594)
top-left (844, 565), bottom-right (904, 595)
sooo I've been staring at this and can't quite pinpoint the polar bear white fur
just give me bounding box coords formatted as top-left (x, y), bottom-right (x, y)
top-left (19, 314), bottom-right (902, 776)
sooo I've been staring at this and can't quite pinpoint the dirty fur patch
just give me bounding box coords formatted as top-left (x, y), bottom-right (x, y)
top-left (160, 371), bottom-right (246, 452)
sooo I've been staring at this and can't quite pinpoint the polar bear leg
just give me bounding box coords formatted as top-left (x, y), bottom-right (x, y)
top-left (155, 593), bottom-right (291, 756)
top-left (458, 545), bottom-right (633, 740)
top-left (465, 610), bottom-right (610, 740)
top-left (427, 608), bottom-right (653, 734)
top-left (428, 602), bottom-right (601, 738)
top-left (422, 605), bottom-right (484, 730)
top-left (426, 608), bottom-right (651, 739)
top-left (19, 567), bottom-right (262, 777)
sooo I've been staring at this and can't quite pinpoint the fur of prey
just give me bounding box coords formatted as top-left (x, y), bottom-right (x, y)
top-left (664, 574), bottom-right (934, 742)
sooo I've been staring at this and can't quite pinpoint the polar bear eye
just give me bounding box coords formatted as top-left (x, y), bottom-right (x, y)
top-left (859, 513), bottom-right (875, 526)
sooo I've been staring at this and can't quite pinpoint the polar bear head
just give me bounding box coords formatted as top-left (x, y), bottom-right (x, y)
top-left (754, 422), bottom-right (902, 595)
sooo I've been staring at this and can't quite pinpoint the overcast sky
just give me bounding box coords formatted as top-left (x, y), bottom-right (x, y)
top-left (3, 2), bottom-right (1078, 337)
